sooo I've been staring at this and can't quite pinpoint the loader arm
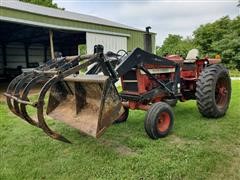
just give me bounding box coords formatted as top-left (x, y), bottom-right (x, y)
top-left (116, 48), bottom-right (181, 96)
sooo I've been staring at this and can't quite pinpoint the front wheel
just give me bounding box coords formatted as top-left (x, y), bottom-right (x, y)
top-left (113, 107), bottom-right (129, 124)
top-left (144, 102), bottom-right (174, 139)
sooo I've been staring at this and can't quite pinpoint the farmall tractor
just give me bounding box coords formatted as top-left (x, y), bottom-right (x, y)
top-left (5, 31), bottom-right (231, 143)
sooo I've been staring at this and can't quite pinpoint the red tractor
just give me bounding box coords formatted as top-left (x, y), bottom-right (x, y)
top-left (115, 48), bottom-right (231, 139)
top-left (5, 45), bottom-right (231, 143)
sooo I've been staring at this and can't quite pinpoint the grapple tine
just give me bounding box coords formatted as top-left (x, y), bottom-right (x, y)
top-left (5, 59), bottom-right (63, 120)
top-left (51, 133), bottom-right (72, 144)
top-left (12, 74), bottom-right (34, 117)
top-left (20, 75), bottom-right (49, 127)
top-left (6, 74), bottom-right (29, 115)
top-left (37, 76), bottom-right (71, 143)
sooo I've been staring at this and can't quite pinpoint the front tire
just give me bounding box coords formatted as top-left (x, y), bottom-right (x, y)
top-left (113, 107), bottom-right (129, 124)
top-left (196, 64), bottom-right (231, 118)
top-left (144, 102), bottom-right (174, 139)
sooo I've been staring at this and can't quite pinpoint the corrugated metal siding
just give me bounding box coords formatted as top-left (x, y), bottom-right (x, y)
top-left (86, 32), bottom-right (127, 54)
top-left (6, 43), bottom-right (26, 68)
top-left (0, 45), bottom-right (3, 75)
top-left (29, 44), bottom-right (44, 65)
top-left (152, 35), bottom-right (156, 53)
top-left (5, 43), bottom-right (47, 69)
top-left (0, 7), bottom-right (155, 52)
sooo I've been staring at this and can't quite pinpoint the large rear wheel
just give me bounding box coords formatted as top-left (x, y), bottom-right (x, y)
top-left (144, 102), bottom-right (174, 139)
top-left (196, 64), bottom-right (231, 118)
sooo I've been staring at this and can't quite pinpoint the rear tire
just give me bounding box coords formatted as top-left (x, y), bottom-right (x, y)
top-left (196, 64), bottom-right (231, 118)
top-left (144, 102), bottom-right (174, 139)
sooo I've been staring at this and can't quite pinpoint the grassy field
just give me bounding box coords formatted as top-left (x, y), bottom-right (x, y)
top-left (0, 81), bottom-right (239, 179)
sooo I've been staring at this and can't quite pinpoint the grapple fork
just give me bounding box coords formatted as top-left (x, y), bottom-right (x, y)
top-left (4, 51), bottom-right (124, 143)
top-left (4, 57), bottom-right (68, 125)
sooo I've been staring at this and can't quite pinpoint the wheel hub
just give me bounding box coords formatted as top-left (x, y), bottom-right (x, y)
top-left (215, 77), bottom-right (229, 108)
top-left (157, 112), bottom-right (170, 132)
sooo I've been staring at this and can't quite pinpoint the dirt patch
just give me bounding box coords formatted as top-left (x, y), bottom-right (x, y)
top-left (168, 135), bottom-right (201, 145)
top-left (169, 135), bottom-right (187, 144)
top-left (0, 82), bottom-right (8, 102)
top-left (115, 145), bottom-right (137, 156)
top-left (0, 95), bottom-right (6, 102)
top-left (100, 139), bottom-right (137, 156)
top-left (209, 142), bottom-right (240, 180)
top-left (0, 83), bottom-right (42, 102)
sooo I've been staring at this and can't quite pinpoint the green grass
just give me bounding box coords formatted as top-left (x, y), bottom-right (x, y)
top-left (0, 81), bottom-right (240, 179)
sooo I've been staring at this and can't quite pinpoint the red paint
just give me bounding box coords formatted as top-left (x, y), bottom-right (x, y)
top-left (157, 112), bottom-right (171, 132)
top-left (120, 55), bottom-right (221, 111)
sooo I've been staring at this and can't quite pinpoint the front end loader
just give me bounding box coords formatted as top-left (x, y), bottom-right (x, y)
top-left (4, 45), bottom-right (231, 143)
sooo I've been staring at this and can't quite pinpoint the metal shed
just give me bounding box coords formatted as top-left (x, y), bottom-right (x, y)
top-left (0, 0), bottom-right (156, 79)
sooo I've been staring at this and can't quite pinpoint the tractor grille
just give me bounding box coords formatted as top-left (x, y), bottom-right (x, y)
top-left (122, 70), bottom-right (138, 92)
top-left (122, 70), bottom-right (137, 80)
top-left (182, 63), bottom-right (196, 71)
top-left (123, 82), bottom-right (138, 91)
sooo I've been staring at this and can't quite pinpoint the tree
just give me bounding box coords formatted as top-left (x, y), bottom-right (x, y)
top-left (156, 34), bottom-right (194, 57)
top-left (193, 16), bottom-right (231, 56)
top-left (20, 0), bottom-right (63, 9)
top-left (157, 34), bottom-right (182, 56)
top-left (193, 16), bottom-right (240, 68)
top-left (157, 16), bottom-right (240, 70)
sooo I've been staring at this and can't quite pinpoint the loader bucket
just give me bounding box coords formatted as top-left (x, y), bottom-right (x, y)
top-left (46, 74), bottom-right (123, 138)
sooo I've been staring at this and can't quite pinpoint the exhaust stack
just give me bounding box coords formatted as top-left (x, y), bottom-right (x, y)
top-left (144, 26), bottom-right (152, 53)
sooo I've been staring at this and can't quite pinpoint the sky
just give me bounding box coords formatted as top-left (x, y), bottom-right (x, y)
top-left (53, 0), bottom-right (239, 46)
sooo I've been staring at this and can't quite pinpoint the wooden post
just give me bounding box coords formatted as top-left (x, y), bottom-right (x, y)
top-left (24, 44), bottom-right (29, 68)
top-left (49, 29), bottom-right (55, 60)
top-left (44, 45), bottom-right (48, 63)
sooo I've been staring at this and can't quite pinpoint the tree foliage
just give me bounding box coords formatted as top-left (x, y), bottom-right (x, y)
top-left (157, 16), bottom-right (240, 70)
top-left (156, 34), bottom-right (195, 57)
top-left (193, 16), bottom-right (231, 55)
top-left (193, 16), bottom-right (240, 69)
top-left (20, 0), bottom-right (63, 9)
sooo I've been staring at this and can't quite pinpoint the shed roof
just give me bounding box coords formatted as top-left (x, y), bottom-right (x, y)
top-left (0, 0), bottom-right (144, 32)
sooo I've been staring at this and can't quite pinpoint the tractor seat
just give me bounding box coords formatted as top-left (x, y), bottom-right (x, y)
top-left (184, 49), bottom-right (199, 63)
